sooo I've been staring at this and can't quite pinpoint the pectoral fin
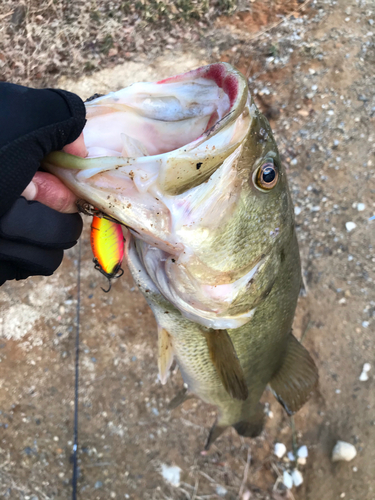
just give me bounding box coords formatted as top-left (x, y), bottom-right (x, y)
top-left (205, 329), bottom-right (248, 401)
top-left (269, 333), bottom-right (318, 415)
top-left (158, 327), bottom-right (174, 385)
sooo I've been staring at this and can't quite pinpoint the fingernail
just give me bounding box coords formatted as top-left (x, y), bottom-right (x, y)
top-left (21, 181), bottom-right (37, 200)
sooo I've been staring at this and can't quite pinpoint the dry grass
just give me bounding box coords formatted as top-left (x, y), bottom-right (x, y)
top-left (0, 0), bottom-right (236, 87)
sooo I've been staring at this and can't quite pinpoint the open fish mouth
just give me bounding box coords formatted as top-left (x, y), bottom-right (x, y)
top-left (45, 63), bottom-right (253, 251)
top-left (44, 63), bottom-right (269, 329)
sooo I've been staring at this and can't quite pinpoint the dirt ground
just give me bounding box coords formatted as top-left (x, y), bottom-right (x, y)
top-left (1, 0), bottom-right (375, 499)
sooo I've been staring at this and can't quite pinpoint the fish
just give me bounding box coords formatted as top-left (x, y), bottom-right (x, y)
top-left (44, 62), bottom-right (318, 448)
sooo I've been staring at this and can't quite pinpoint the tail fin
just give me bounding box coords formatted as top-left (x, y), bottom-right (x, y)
top-left (233, 404), bottom-right (264, 439)
top-left (205, 404), bottom-right (264, 450)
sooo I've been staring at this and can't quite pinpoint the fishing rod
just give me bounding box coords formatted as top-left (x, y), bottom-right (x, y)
top-left (71, 209), bottom-right (125, 498)
top-left (72, 237), bottom-right (81, 500)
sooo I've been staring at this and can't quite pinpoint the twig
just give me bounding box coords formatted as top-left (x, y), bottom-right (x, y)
top-left (270, 461), bottom-right (282, 478)
top-left (238, 448), bottom-right (251, 499)
top-left (85, 462), bottom-right (113, 467)
top-left (192, 477), bottom-right (199, 500)
top-left (198, 471), bottom-right (217, 484)
top-left (178, 487), bottom-right (192, 500)
top-left (180, 418), bottom-right (204, 430)
top-left (0, 11), bottom-right (13, 20)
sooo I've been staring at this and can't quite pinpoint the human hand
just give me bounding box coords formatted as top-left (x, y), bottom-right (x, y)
top-left (0, 83), bottom-right (87, 285)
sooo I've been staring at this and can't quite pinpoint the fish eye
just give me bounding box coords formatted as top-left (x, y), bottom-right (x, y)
top-left (255, 159), bottom-right (279, 191)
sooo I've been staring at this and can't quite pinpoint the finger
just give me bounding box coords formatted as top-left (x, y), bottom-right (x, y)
top-left (22, 171), bottom-right (79, 213)
top-left (63, 132), bottom-right (88, 158)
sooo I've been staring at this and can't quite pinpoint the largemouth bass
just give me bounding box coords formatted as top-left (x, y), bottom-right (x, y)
top-left (44, 63), bottom-right (318, 448)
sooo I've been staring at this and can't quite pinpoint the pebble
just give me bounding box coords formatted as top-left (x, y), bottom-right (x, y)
top-left (215, 485), bottom-right (228, 496)
top-left (357, 203), bottom-right (365, 211)
top-left (332, 441), bottom-right (357, 462)
top-left (242, 491), bottom-right (252, 500)
top-left (292, 469), bottom-right (303, 487)
top-left (359, 362), bottom-right (371, 381)
top-left (362, 321), bottom-right (370, 328)
top-left (274, 442), bottom-right (287, 458)
top-left (345, 222), bottom-right (356, 232)
top-left (287, 451), bottom-right (295, 461)
top-left (297, 445), bottom-right (308, 458)
top-left (160, 464), bottom-right (181, 487)
top-left (283, 470), bottom-right (293, 489)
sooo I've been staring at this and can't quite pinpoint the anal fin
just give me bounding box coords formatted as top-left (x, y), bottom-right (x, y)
top-left (204, 329), bottom-right (248, 401)
top-left (269, 333), bottom-right (318, 415)
top-left (158, 327), bottom-right (174, 385)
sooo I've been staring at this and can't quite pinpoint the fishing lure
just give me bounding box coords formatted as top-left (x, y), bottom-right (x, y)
top-left (90, 215), bottom-right (125, 292)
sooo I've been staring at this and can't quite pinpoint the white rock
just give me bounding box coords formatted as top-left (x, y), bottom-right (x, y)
top-left (363, 363), bottom-right (371, 372)
top-left (297, 457), bottom-right (307, 465)
top-left (332, 441), bottom-right (357, 462)
top-left (274, 442), bottom-right (287, 458)
top-left (292, 469), bottom-right (304, 487)
top-left (215, 485), bottom-right (227, 497)
top-left (287, 451), bottom-right (295, 461)
top-left (294, 206), bottom-right (302, 216)
top-left (283, 471), bottom-right (293, 489)
top-left (357, 203), bottom-right (366, 211)
top-left (242, 491), bottom-right (252, 500)
top-left (160, 464), bottom-right (181, 487)
top-left (345, 222), bottom-right (356, 232)
top-left (359, 371), bottom-right (369, 382)
top-left (297, 445), bottom-right (308, 458)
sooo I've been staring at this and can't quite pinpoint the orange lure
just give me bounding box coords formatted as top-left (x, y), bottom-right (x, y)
top-left (90, 215), bottom-right (125, 292)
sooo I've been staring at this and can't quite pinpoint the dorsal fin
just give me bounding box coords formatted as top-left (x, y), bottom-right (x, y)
top-left (158, 327), bottom-right (174, 385)
top-left (269, 333), bottom-right (318, 414)
top-left (204, 329), bottom-right (248, 401)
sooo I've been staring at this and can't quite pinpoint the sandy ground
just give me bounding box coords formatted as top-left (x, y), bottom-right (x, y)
top-left (1, 0), bottom-right (375, 499)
